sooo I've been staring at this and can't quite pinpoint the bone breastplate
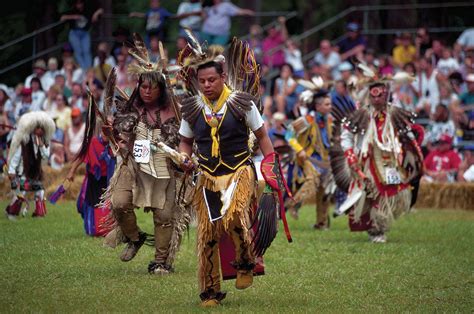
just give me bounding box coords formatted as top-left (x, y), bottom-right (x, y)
top-left (135, 121), bottom-right (169, 179)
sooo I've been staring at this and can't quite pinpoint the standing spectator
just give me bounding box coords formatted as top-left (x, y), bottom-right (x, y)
top-left (64, 107), bottom-right (85, 161)
top-left (423, 134), bottom-right (461, 183)
top-left (284, 39), bottom-right (304, 78)
top-left (24, 59), bottom-right (48, 89)
top-left (247, 24), bottom-right (264, 65)
top-left (415, 27), bottom-right (433, 58)
top-left (60, 0), bottom-right (103, 69)
top-left (42, 57), bottom-right (60, 91)
top-left (337, 22), bottom-right (367, 61)
top-left (392, 32), bottom-right (416, 69)
top-left (129, 0), bottom-right (172, 45)
top-left (314, 40), bottom-right (341, 80)
top-left (262, 16), bottom-right (288, 70)
top-left (200, 0), bottom-right (255, 46)
top-left (30, 77), bottom-right (46, 111)
top-left (176, 0), bottom-right (202, 38)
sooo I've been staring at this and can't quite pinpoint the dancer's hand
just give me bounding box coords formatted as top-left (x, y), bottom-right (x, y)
top-left (180, 153), bottom-right (195, 172)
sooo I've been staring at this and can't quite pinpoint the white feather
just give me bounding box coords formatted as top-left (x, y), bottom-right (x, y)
top-left (357, 62), bottom-right (376, 78)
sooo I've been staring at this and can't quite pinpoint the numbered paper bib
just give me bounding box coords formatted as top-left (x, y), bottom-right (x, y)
top-left (133, 140), bottom-right (151, 163)
top-left (385, 167), bottom-right (401, 185)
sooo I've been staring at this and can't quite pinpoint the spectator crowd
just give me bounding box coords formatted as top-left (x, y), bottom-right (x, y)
top-left (1, 0), bottom-right (473, 184)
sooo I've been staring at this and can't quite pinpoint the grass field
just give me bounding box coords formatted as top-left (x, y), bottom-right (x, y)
top-left (0, 200), bottom-right (473, 313)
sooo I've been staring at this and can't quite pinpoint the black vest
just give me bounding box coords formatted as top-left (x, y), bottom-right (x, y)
top-left (193, 106), bottom-right (251, 174)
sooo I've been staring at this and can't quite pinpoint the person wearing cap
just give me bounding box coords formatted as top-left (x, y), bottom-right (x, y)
top-left (64, 107), bottom-right (85, 161)
top-left (41, 57), bottom-right (61, 91)
top-left (284, 84), bottom-right (334, 229)
top-left (337, 22), bottom-right (367, 61)
top-left (423, 133), bottom-right (461, 183)
top-left (24, 59), bottom-right (48, 90)
top-left (333, 71), bottom-right (425, 243)
top-left (14, 87), bottom-right (41, 120)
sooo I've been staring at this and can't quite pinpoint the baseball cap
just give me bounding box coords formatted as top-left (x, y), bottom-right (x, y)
top-left (439, 134), bottom-right (453, 145)
top-left (33, 59), bottom-right (47, 70)
top-left (338, 61), bottom-right (353, 72)
top-left (465, 73), bottom-right (474, 83)
top-left (71, 107), bottom-right (81, 117)
top-left (346, 22), bottom-right (359, 32)
top-left (21, 87), bottom-right (32, 96)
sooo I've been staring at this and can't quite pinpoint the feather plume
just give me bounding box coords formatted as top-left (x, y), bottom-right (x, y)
top-left (103, 67), bottom-right (116, 118)
top-left (183, 27), bottom-right (204, 56)
top-left (357, 62), bottom-right (376, 78)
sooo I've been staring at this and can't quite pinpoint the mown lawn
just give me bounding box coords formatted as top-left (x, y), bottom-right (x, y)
top-left (0, 200), bottom-right (473, 313)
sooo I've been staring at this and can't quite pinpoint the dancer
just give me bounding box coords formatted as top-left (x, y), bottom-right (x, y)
top-left (284, 77), bottom-right (335, 229)
top-left (66, 123), bottom-right (116, 236)
top-left (330, 64), bottom-right (424, 243)
top-left (177, 33), bottom-right (289, 307)
top-left (6, 111), bottom-right (55, 220)
top-left (86, 34), bottom-right (192, 274)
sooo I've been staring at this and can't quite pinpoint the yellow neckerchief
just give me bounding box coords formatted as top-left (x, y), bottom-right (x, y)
top-left (202, 85), bottom-right (232, 157)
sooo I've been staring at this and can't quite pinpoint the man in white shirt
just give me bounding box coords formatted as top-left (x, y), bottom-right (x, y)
top-left (314, 39), bottom-right (341, 80)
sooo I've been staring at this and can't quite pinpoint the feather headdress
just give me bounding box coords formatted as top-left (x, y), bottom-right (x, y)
top-left (7, 111), bottom-right (55, 164)
top-left (126, 33), bottom-right (165, 76)
top-left (297, 76), bottom-right (327, 107)
top-left (354, 59), bottom-right (393, 88)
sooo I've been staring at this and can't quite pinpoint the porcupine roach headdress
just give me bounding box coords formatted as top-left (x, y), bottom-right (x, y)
top-left (8, 111), bottom-right (55, 165)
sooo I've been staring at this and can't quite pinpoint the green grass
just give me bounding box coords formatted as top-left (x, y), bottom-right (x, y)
top-left (0, 200), bottom-right (473, 313)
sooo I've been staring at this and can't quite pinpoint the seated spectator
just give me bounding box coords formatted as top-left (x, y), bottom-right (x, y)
top-left (455, 27), bottom-right (474, 54)
top-left (457, 146), bottom-right (474, 182)
top-left (24, 59), bottom-right (48, 89)
top-left (262, 16), bottom-right (288, 70)
top-left (43, 84), bottom-right (62, 114)
top-left (337, 22), bottom-right (367, 61)
top-left (50, 142), bottom-right (66, 170)
top-left (425, 39), bottom-right (444, 66)
top-left (338, 61), bottom-right (356, 84)
top-left (438, 82), bottom-right (459, 109)
top-left (274, 63), bottom-right (299, 118)
top-left (55, 74), bottom-right (73, 98)
top-left (412, 57), bottom-right (440, 115)
top-left (69, 82), bottom-right (85, 112)
top-left (378, 54), bottom-right (394, 76)
top-left (115, 53), bottom-right (133, 91)
top-left (64, 107), bottom-right (85, 161)
top-left (60, 57), bottom-right (84, 89)
top-left (93, 42), bottom-right (116, 68)
top-left (423, 134), bottom-right (461, 183)
top-left (52, 94), bottom-right (72, 131)
top-left (284, 39), bottom-right (305, 78)
top-left (42, 57), bottom-right (60, 91)
top-left (30, 77), bottom-right (46, 111)
top-left (425, 104), bottom-right (457, 147)
top-left (313, 39), bottom-right (341, 80)
top-left (437, 47), bottom-right (460, 78)
top-left (415, 27), bottom-right (433, 58)
top-left (392, 32), bottom-right (417, 69)
top-left (93, 49), bottom-right (112, 85)
top-left (148, 35), bottom-right (162, 63)
top-left (14, 88), bottom-right (41, 120)
top-left (268, 112), bottom-right (287, 144)
top-left (458, 73), bottom-right (474, 130)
